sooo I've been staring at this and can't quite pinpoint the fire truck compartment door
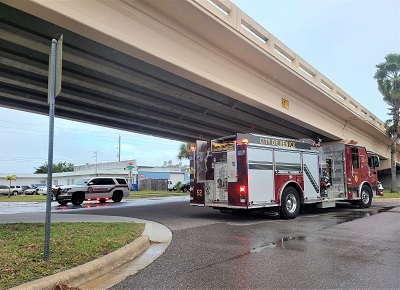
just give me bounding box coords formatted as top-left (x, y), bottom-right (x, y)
top-left (205, 160), bottom-right (228, 205)
top-left (247, 147), bottom-right (274, 204)
top-left (227, 150), bottom-right (237, 182)
top-left (302, 152), bottom-right (320, 199)
top-left (196, 140), bottom-right (208, 182)
top-left (214, 162), bottom-right (228, 202)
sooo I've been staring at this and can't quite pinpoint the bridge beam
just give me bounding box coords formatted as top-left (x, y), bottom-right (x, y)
top-left (2, 0), bottom-right (396, 161)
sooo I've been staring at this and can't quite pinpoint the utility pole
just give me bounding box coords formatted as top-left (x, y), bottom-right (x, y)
top-left (92, 151), bottom-right (98, 176)
top-left (118, 134), bottom-right (121, 162)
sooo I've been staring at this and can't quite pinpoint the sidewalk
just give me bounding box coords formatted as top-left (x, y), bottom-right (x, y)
top-left (2, 213), bottom-right (172, 290)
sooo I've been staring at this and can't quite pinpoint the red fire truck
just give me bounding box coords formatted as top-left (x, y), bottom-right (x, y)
top-left (189, 133), bottom-right (383, 219)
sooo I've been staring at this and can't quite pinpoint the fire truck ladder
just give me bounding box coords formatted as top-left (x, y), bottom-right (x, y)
top-left (303, 165), bottom-right (319, 193)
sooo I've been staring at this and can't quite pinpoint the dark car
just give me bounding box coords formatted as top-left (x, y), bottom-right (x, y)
top-left (179, 181), bottom-right (191, 192)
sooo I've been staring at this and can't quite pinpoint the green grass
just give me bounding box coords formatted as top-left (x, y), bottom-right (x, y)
top-left (0, 222), bottom-right (144, 289)
top-left (381, 189), bottom-right (400, 198)
top-left (0, 194), bottom-right (49, 202)
top-left (128, 190), bottom-right (188, 198)
top-left (0, 190), bottom-right (188, 202)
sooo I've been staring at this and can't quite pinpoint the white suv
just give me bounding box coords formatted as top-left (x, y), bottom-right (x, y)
top-left (56, 177), bottom-right (130, 206)
top-left (10, 185), bottom-right (23, 195)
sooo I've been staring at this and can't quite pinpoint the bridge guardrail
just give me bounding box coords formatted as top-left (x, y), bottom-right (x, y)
top-left (197, 0), bottom-right (386, 134)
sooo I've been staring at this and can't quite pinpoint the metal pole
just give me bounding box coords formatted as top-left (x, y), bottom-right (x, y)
top-left (44, 39), bottom-right (57, 261)
top-left (118, 134), bottom-right (121, 162)
top-left (129, 169), bottom-right (132, 190)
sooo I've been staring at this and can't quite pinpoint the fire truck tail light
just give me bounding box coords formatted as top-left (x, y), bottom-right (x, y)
top-left (190, 146), bottom-right (196, 151)
top-left (239, 186), bottom-right (246, 203)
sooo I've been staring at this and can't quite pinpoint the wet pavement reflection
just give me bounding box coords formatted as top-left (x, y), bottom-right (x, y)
top-left (250, 235), bottom-right (307, 252)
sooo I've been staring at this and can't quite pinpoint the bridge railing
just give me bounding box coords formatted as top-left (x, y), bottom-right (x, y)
top-left (196, 0), bottom-right (386, 134)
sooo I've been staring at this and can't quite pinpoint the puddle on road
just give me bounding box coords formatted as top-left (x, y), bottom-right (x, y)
top-left (332, 206), bottom-right (398, 225)
top-left (377, 206), bottom-right (397, 213)
top-left (189, 235), bottom-right (307, 272)
top-left (250, 235), bottom-right (306, 252)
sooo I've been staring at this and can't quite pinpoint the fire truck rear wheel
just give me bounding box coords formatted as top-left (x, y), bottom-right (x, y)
top-left (359, 185), bottom-right (372, 208)
top-left (280, 186), bottom-right (300, 219)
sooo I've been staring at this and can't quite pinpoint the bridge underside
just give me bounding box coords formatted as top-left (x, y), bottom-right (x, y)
top-left (0, 3), bottom-right (326, 143)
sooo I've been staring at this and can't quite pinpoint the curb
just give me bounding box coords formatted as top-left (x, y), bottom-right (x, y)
top-left (9, 236), bottom-right (151, 290)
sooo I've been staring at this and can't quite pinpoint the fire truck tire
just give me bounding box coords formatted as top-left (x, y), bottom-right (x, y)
top-left (359, 185), bottom-right (372, 208)
top-left (71, 192), bottom-right (84, 205)
top-left (280, 186), bottom-right (300, 219)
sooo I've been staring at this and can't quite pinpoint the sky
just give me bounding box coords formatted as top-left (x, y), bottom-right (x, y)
top-left (0, 0), bottom-right (399, 174)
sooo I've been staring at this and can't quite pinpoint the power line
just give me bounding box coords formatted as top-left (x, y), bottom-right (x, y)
top-left (0, 127), bottom-right (185, 148)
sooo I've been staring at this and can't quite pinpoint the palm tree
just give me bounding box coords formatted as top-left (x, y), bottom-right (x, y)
top-left (177, 143), bottom-right (194, 160)
top-left (3, 175), bottom-right (17, 197)
top-left (385, 116), bottom-right (400, 139)
top-left (374, 53), bottom-right (400, 192)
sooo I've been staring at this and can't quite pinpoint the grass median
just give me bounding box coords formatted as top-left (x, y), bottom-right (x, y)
top-left (0, 222), bottom-right (144, 289)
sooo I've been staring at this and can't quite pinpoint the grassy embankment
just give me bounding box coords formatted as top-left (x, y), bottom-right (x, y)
top-left (0, 222), bottom-right (144, 289)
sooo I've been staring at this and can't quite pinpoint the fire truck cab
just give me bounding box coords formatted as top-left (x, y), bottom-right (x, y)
top-left (189, 133), bottom-right (383, 219)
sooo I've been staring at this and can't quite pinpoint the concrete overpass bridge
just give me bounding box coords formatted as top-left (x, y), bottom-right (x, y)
top-left (0, 0), bottom-right (397, 169)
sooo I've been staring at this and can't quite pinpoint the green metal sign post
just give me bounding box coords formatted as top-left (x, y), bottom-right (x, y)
top-left (44, 35), bottom-right (63, 261)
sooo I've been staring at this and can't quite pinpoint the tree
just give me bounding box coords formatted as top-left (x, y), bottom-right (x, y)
top-left (374, 53), bottom-right (400, 192)
top-left (34, 162), bottom-right (74, 174)
top-left (3, 175), bottom-right (17, 197)
top-left (177, 143), bottom-right (194, 160)
top-left (385, 115), bottom-right (400, 139)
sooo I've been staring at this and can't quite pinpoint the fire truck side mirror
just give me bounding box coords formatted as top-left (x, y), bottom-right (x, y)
top-left (374, 156), bottom-right (380, 168)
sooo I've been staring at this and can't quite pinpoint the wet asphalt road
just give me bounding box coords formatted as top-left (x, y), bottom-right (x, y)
top-left (49, 197), bottom-right (400, 289)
